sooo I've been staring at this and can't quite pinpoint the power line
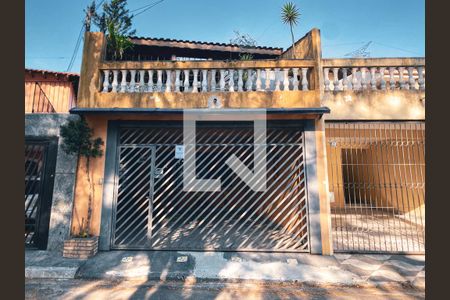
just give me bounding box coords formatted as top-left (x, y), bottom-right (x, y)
top-left (131, 0), bottom-right (165, 17)
top-left (65, 0), bottom-right (166, 71)
top-left (66, 23), bottom-right (85, 72)
top-left (372, 41), bottom-right (421, 56)
top-left (255, 20), bottom-right (277, 43)
top-left (323, 42), bottom-right (366, 48)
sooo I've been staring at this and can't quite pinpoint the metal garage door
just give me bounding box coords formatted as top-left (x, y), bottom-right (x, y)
top-left (111, 123), bottom-right (310, 252)
top-left (326, 121), bottom-right (425, 254)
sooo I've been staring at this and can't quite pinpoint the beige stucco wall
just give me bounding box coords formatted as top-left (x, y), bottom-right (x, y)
top-left (326, 125), bottom-right (425, 215)
top-left (323, 90), bottom-right (425, 120)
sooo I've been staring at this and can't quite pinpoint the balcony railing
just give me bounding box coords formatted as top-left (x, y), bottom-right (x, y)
top-left (76, 31), bottom-right (425, 116)
top-left (322, 58), bottom-right (425, 92)
top-left (99, 60), bottom-right (315, 94)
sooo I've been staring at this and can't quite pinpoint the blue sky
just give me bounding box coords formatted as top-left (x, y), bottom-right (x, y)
top-left (25, 0), bottom-right (425, 73)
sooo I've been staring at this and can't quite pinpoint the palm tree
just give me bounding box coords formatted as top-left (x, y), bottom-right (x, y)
top-left (281, 2), bottom-right (300, 59)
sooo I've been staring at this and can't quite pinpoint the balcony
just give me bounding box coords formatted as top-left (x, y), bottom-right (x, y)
top-left (321, 58), bottom-right (425, 120)
top-left (75, 30), bottom-right (425, 120)
top-left (96, 59), bottom-right (317, 109)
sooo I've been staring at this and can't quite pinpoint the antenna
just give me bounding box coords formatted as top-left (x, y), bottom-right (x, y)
top-left (345, 41), bottom-right (372, 58)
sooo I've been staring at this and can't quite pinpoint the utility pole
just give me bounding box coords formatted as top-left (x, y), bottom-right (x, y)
top-left (84, 1), bottom-right (96, 32)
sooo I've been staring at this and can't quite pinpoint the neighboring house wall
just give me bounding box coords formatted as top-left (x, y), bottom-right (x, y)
top-left (25, 72), bottom-right (78, 113)
top-left (25, 114), bottom-right (80, 251)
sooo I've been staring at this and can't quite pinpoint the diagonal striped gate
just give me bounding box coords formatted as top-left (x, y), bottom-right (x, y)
top-left (111, 123), bottom-right (309, 252)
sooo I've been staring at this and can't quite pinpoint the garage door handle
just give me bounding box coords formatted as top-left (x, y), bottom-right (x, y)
top-left (154, 168), bottom-right (164, 178)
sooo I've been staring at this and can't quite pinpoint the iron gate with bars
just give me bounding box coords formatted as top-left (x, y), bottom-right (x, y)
top-left (326, 121), bottom-right (425, 253)
top-left (111, 123), bottom-right (310, 252)
top-left (25, 138), bottom-right (57, 249)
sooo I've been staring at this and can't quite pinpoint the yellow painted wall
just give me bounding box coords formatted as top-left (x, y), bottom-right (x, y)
top-left (326, 124), bottom-right (425, 215)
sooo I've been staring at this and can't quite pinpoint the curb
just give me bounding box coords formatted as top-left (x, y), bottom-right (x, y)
top-left (25, 266), bottom-right (80, 279)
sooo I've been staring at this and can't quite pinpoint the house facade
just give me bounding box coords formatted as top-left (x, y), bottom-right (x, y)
top-left (25, 69), bottom-right (80, 250)
top-left (66, 28), bottom-right (425, 255)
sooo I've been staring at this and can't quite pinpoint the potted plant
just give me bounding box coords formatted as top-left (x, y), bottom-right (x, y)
top-left (60, 117), bottom-right (104, 259)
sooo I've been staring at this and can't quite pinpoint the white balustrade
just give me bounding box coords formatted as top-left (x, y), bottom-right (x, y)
top-left (228, 69), bottom-right (235, 92)
top-left (129, 70), bottom-right (136, 92)
top-left (283, 68), bottom-right (290, 91)
top-left (292, 68), bottom-right (299, 91)
top-left (111, 70), bottom-right (118, 92)
top-left (379, 67), bottom-right (386, 90)
top-left (156, 70), bottom-right (163, 92)
top-left (100, 66), bottom-right (313, 93)
top-left (274, 68), bottom-right (281, 91)
top-left (245, 69), bottom-right (253, 91)
top-left (342, 68), bottom-right (348, 91)
top-left (192, 69), bottom-right (199, 93)
top-left (418, 67), bottom-right (425, 90)
top-left (147, 70), bottom-right (154, 92)
top-left (219, 70), bottom-right (226, 91)
top-left (332, 68), bottom-right (340, 91)
top-left (210, 69), bottom-right (217, 92)
top-left (301, 68), bottom-right (308, 91)
top-left (407, 67), bottom-right (415, 90)
top-left (102, 70), bottom-right (110, 92)
top-left (183, 70), bottom-right (189, 92)
top-left (255, 69), bottom-right (262, 91)
top-left (165, 70), bottom-right (172, 93)
top-left (351, 68), bottom-right (359, 90)
top-left (100, 62), bottom-right (425, 94)
top-left (201, 70), bottom-right (208, 92)
top-left (120, 70), bottom-right (127, 93)
top-left (398, 67), bottom-right (405, 90)
top-left (175, 70), bottom-right (181, 92)
top-left (237, 69), bottom-right (244, 92)
top-left (264, 68), bottom-right (271, 91)
top-left (389, 67), bottom-right (396, 90)
top-left (324, 68), bottom-right (330, 91)
top-left (320, 65), bottom-right (425, 92)
top-left (361, 68), bottom-right (368, 90)
top-left (370, 67), bottom-right (377, 91)
top-left (138, 70), bottom-right (145, 92)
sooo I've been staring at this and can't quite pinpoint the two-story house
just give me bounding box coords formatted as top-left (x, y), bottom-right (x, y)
top-left (67, 28), bottom-right (425, 256)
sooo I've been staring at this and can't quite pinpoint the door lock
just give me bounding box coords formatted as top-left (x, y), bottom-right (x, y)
top-left (154, 168), bottom-right (164, 178)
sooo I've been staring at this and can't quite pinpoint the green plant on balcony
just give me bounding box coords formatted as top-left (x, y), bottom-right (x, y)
top-left (93, 0), bottom-right (136, 35)
top-left (106, 21), bottom-right (133, 60)
top-left (60, 117), bottom-right (104, 237)
top-left (92, 0), bottom-right (135, 60)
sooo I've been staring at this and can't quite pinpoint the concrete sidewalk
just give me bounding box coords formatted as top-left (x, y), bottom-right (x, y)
top-left (25, 250), bottom-right (85, 279)
top-left (25, 250), bottom-right (425, 290)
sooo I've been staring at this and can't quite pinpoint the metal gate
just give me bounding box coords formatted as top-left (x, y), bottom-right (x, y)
top-left (326, 121), bottom-right (425, 253)
top-left (25, 138), bottom-right (57, 249)
top-left (111, 123), bottom-right (309, 252)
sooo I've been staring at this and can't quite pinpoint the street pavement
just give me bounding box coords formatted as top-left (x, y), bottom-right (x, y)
top-left (25, 250), bottom-right (425, 298)
top-left (25, 278), bottom-right (425, 299)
